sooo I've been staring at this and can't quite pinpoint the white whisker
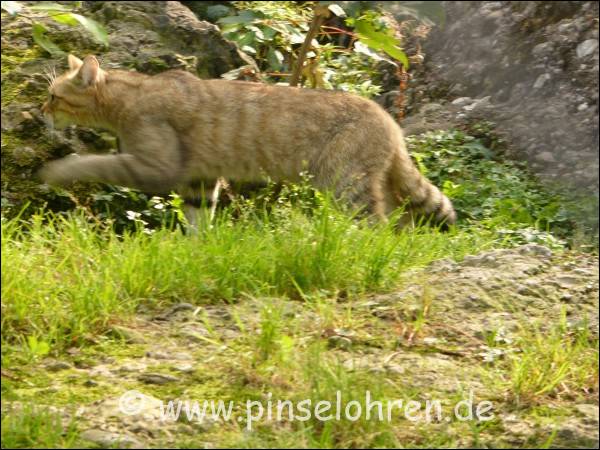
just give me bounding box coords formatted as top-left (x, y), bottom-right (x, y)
top-left (42, 64), bottom-right (58, 89)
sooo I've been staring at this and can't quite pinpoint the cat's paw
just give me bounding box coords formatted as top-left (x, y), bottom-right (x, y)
top-left (37, 155), bottom-right (80, 185)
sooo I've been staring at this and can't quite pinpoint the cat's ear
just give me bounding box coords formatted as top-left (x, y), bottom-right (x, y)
top-left (79, 55), bottom-right (101, 87)
top-left (68, 54), bottom-right (83, 72)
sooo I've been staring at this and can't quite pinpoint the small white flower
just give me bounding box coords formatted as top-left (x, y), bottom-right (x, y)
top-left (126, 210), bottom-right (141, 220)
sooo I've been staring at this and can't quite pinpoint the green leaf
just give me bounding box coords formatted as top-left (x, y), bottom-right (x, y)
top-left (354, 19), bottom-right (402, 48)
top-left (353, 40), bottom-right (397, 66)
top-left (70, 13), bottom-right (109, 46)
top-left (218, 15), bottom-right (250, 25)
top-left (50, 12), bottom-right (78, 26)
top-left (357, 36), bottom-right (383, 51)
top-left (221, 24), bottom-right (241, 34)
top-left (32, 22), bottom-right (65, 56)
top-left (235, 31), bottom-right (256, 48)
top-left (261, 25), bottom-right (277, 41)
top-left (267, 47), bottom-right (284, 70)
top-left (247, 25), bottom-right (264, 41)
top-left (354, 19), bottom-right (391, 43)
top-left (1, 1), bottom-right (22, 15)
top-left (379, 42), bottom-right (409, 69)
top-left (218, 10), bottom-right (259, 25)
top-left (354, 18), bottom-right (409, 68)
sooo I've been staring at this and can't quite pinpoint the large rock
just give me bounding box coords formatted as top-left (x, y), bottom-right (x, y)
top-left (87, 1), bottom-right (254, 77)
top-left (403, 1), bottom-right (599, 196)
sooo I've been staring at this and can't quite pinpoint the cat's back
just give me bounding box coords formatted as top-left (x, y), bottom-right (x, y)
top-left (134, 69), bottom-right (386, 135)
top-left (145, 70), bottom-right (371, 109)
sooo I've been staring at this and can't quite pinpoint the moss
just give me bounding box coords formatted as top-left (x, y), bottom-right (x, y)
top-left (145, 57), bottom-right (171, 72)
top-left (1, 131), bottom-right (51, 216)
top-left (2, 340), bottom-right (149, 407)
top-left (1, 48), bottom-right (42, 75)
top-left (1, 77), bottom-right (29, 109)
top-left (1, 131), bottom-right (26, 153)
top-left (0, 43), bottom-right (70, 216)
top-left (1, 365), bottom-right (104, 406)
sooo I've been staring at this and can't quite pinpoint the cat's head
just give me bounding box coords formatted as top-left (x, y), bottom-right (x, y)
top-left (41, 54), bottom-right (105, 130)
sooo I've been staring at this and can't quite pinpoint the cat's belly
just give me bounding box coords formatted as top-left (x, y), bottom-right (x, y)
top-left (185, 143), bottom-right (309, 183)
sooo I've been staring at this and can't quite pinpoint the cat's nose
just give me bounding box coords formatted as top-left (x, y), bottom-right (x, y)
top-left (41, 102), bottom-right (48, 114)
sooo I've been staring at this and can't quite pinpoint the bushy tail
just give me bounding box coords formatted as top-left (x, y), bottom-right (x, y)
top-left (387, 146), bottom-right (456, 227)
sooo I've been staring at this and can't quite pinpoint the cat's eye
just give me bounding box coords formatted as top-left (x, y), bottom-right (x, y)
top-left (49, 94), bottom-right (55, 102)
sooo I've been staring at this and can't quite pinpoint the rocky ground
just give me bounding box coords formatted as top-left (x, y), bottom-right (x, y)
top-left (2, 245), bottom-right (598, 448)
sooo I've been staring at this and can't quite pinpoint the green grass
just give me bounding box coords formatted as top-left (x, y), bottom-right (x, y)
top-left (408, 129), bottom-right (599, 246)
top-left (476, 309), bottom-right (599, 405)
top-left (506, 313), bottom-right (599, 403)
top-left (1, 198), bottom-right (499, 355)
top-left (1, 405), bottom-right (79, 449)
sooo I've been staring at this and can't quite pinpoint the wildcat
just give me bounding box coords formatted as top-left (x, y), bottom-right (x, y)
top-left (39, 54), bottom-right (456, 226)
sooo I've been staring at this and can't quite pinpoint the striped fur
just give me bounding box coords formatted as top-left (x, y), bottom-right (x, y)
top-left (39, 54), bottom-right (456, 227)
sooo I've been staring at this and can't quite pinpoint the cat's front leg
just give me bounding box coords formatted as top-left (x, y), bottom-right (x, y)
top-left (39, 153), bottom-right (179, 193)
top-left (39, 123), bottom-right (183, 193)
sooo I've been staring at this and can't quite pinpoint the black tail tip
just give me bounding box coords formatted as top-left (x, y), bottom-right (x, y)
top-left (435, 209), bottom-right (457, 232)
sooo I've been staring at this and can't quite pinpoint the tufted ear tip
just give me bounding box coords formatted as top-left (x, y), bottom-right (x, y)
top-left (79, 55), bottom-right (101, 87)
top-left (83, 55), bottom-right (99, 64)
